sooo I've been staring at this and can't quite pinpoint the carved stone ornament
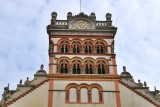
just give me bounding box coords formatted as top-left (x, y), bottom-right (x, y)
top-left (69, 18), bottom-right (95, 30)
top-left (75, 20), bottom-right (89, 29)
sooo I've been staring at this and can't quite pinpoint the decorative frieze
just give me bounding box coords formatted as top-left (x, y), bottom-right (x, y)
top-left (50, 31), bottom-right (112, 36)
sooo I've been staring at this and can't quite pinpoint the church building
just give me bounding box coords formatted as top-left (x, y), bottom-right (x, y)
top-left (0, 11), bottom-right (160, 107)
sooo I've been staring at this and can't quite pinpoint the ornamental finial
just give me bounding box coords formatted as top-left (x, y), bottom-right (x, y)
top-left (40, 64), bottom-right (44, 70)
top-left (123, 66), bottom-right (126, 72)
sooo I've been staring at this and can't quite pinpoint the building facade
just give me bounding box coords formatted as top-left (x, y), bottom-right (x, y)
top-left (0, 12), bottom-right (160, 107)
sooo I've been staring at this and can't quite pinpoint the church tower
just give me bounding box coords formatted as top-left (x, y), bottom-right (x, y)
top-left (47, 12), bottom-right (119, 106)
top-left (1, 11), bottom-right (160, 107)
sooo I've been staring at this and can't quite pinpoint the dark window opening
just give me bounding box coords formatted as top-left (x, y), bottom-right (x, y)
top-left (96, 46), bottom-right (104, 54)
top-left (86, 65), bottom-right (93, 74)
top-left (73, 45), bottom-right (80, 53)
top-left (61, 45), bottom-right (68, 53)
top-left (98, 65), bottom-right (105, 74)
top-left (85, 46), bottom-right (92, 53)
top-left (61, 64), bottom-right (68, 73)
top-left (73, 64), bottom-right (81, 74)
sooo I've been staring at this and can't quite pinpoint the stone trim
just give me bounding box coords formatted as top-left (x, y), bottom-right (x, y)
top-left (47, 74), bottom-right (120, 81)
top-left (119, 81), bottom-right (160, 107)
top-left (5, 79), bottom-right (49, 107)
top-left (65, 83), bottom-right (104, 104)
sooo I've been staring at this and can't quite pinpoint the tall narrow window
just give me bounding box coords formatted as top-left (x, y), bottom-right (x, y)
top-left (60, 64), bottom-right (68, 73)
top-left (84, 41), bottom-right (93, 53)
top-left (69, 88), bottom-right (77, 102)
top-left (73, 45), bottom-right (80, 53)
top-left (85, 65), bottom-right (89, 74)
top-left (95, 41), bottom-right (104, 54)
top-left (97, 60), bottom-right (108, 74)
top-left (80, 88), bottom-right (88, 103)
top-left (91, 88), bottom-right (99, 102)
top-left (72, 41), bottom-right (81, 53)
top-left (85, 64), bottom-right (93, 74)
top-left (72, 59), bottom-right (81, 74)
top-left (59, 59), bottom-right (69, 74)
top-left (73, 64), bottom-right (76, 74)
top-left (77, 64), bottom-right (80, 74)
top-left (73, 64), bottom-right (81, 74)
top-left (89, 65), bottom-right (93, 74)
top-left (60, 40), bottom-right (69, 53)
top-left (85, 60), bottom-right (93, 74)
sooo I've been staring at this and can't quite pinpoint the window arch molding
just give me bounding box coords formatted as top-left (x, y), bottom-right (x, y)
top-left (65, 83), bottom-right (79, 102)
top-left (90, 83), bottom-right (103, 91)
top-left (94, 39), bottom-right (107, 54)
top-left (71, 39), bottom-right (82, 53)
top-left (71, 38), bottom-right (83, 44)
top-left (78, 83), bottom-right (90, 90)
top-left (65, 83), bottom-right (79, 90)
top-left (71, 57), bottom-right (83, 64)
top-left (57, 39), bottom-right (70, 53)
top-left (82, 57), bottom-right (95, 65)
top-left (71, 57), bottom-right (83, 74)
top-left (57, 38), bottom-right (71, 45)
top-left (83, 39), bottom-right (94, 53)
top-left (57, 57), bottom-right (70, 74)
top-left (95, 58), bottom-right (109, 65)
top-left (93, 39), bottom-right (107, 45)
top-left (65, 83), bottom-right (103, 104)
top-left (82, 39), bottom-right (94, 45)
top-left (79, 83), bottom-right (90, 103)
top-left (90, 83), bottom-right (103, 103)
top-left (57, 57), bottom-right (71, 65)
top-left (95, 58), bottom-right (109, 74)
top-left (83, 57), bottom-right (95, 74)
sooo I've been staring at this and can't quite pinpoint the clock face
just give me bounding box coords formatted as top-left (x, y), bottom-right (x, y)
top-left (75, 20), bottom-right (89, 29)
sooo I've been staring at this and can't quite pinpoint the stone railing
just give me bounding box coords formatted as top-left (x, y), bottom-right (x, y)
top-left (56, 20), bottom-right (67, 26)
top-left (96, 21), bottom-right (112, 27)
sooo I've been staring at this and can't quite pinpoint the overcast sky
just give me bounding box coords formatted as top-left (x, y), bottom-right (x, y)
top-left (0, 0), bottom-right (160, 99)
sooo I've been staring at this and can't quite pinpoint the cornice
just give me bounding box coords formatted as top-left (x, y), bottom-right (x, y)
top-left (49, 53), bottom-right (116, 57)
top-left (47, 29), bottom-right (116, 37)
top-left (47, 74), bottom-right (120, 81)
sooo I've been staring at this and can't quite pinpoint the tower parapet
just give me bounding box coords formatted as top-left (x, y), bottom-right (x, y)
top-left (47, 12), bottom-right (117, 36)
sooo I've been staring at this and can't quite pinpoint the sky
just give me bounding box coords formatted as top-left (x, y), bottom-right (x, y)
top-left (0, 0), bottom-right (160, 99)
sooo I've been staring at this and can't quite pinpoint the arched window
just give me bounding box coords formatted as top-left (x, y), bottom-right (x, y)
top-left (84, 60), bottom-right (94, 74)
top-left (80, 88), bottom-right (88, 103)
top-left (59, 59), bottom-right (69, 74)
top-left (84, 41), bottom-right (93, 53)
top-left (97, 60), bottom-right (108, 74)
top-left (69, 88), bottom-right (77, 102)
top-left (91, 88), bottom-right (99, 102)
top-left (95, 41), bottom-right (105, 54)
top-left (72, 59), bottom-right (81, 74)
top-left (65, 83), bottom-right (103, 104)
top-left (60, 40), bottom-right (69, 53)
top-left (72, 41), bottom-right (81, 53)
